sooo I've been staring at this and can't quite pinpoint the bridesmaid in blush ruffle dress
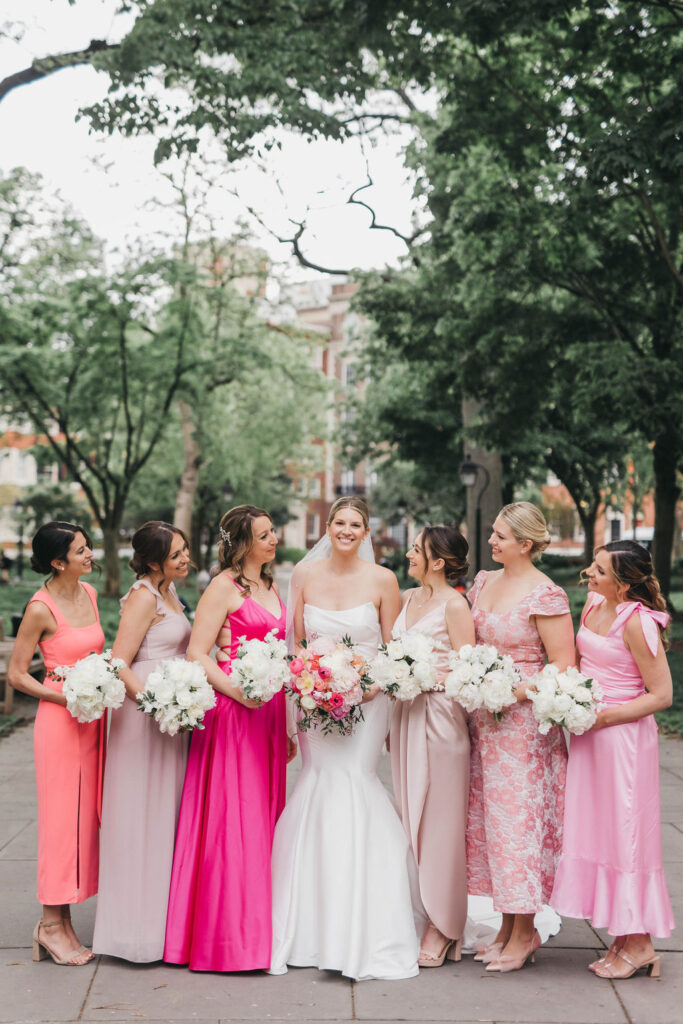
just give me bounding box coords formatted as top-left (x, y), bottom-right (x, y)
top-left (551, 541), bottom-right (674, 979)
top-left (93, 523), bottom-right (192, 962)
top-left (467, 503), bottom-right (575, 973)
top-left (164, 505), bottom-right (293, 972)
top-left (390, 525), bottom-right (474, 967)
top-left (8, 522), bottom-right (104, 966)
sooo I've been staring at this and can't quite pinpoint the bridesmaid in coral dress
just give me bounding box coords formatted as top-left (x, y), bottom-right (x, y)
top-left (467, 503), bottom-right (574, 973)
top-left (164, 505), bottom-right (294, 971)
top-left (390, 525), bottom-right (474, 967)
top-left (8, 522), bottom-right (105, 966)
top-left (94, 522), bottom-right (192, 961)
top-left (551, 540), bottom-right (674, 979)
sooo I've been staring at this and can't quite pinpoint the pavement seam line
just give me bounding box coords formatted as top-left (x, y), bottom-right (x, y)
top-left (77, 953), bottom-right (100, 1021)
top-left (350, 978), bottom-right (357, 1020)
top-left (0, 817), bottom-right (32, 853)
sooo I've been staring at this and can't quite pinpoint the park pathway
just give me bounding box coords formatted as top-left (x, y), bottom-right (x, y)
top-left (0, 715), bottom-right (681, 1024)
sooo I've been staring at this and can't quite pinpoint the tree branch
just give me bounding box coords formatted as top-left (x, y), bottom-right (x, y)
top-left (0, 40), bottom-right (119, 104)
top-left (631, 187), bottom-right (683, 290)
top-left (348, 174), bottom-right (428, 247)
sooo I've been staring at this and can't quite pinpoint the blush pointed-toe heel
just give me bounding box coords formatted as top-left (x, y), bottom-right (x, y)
top-left (486, 930), bottom-right (542, 974)
top-left (474, 941), bottom-right (504, 964)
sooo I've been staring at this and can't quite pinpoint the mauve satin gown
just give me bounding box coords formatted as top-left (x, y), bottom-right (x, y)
top-left (390, 594), bottom-right (470, 942)
top-left (164, 582), bottom-right (287, 971)
top-left (551, 594), bottom-right (675, 937)
top-left (93, 579), bottom-right (190, 961)
top-left (30, 583), bottom-right (105, 905)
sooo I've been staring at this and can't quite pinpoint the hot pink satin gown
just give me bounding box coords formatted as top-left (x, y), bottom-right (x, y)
top-left (163, 582), bottom-right (288, 971)
top-left (466, 571), bottom-right (569, 913)
top-left (390, 593), bottom-right (470, 942)
top-left (550, 594), bottom-right (675, 937)
top-left (30, 583), bottom-right (105, 905)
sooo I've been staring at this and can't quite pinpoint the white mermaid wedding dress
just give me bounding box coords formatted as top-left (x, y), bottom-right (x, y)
top-left (269, 602), bottom-right (422, 980)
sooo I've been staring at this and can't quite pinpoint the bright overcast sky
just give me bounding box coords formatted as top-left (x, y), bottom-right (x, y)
top-left (0, 0), bottom-right (423, 277)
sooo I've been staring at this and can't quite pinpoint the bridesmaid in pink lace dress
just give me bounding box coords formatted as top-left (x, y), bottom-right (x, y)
top-left (9, 522), bottom-right (104, 966)
top-left (551, 541), bottom-right (674, 979)
top-left (390, 525), bottom-right (474, 967)
top-left (467, 503), bottom-right (574, 973)
top-left (164, 505), bottom-right (294, 971)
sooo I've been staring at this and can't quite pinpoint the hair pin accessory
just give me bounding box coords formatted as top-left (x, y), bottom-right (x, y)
top-left (219, 527), bottom-right (231, 546)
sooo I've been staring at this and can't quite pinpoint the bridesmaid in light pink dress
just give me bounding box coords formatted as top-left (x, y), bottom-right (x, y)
top-left (94, 523), bottom-right (191, 961)
top-left (551, 540), bottom-right (674, 979)
top-left (9, 522), bottom-right (104, 966)
top-left (467, 503), bottom-right (574, 973)
top-left (390, 525), bottom-right (474, 967)
top-left (164, 505), bottom-right (292, 972)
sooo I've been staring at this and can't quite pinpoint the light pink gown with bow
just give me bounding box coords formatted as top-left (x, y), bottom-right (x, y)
top-left (390, 594), bottom-right (470, 942)
top-left (550, 594), bottom-right (675, 937)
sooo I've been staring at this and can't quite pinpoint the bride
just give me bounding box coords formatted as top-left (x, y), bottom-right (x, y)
top-left (269, 496), bottom-right (422, 980)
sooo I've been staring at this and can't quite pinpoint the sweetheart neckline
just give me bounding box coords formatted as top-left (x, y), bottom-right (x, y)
top-left (304, 601), bottom-right (377, 615)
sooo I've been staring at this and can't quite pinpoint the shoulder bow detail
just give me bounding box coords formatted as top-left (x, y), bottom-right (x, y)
top-left (616, 601), bottom-right (669, 656)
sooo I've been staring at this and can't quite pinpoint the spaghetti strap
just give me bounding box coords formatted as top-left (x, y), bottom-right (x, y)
top-left (581, 592), bottom-right (603, 627)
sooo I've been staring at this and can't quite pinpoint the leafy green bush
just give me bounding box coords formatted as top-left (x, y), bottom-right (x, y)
top-left (274, 546), bottom-right (307, 565)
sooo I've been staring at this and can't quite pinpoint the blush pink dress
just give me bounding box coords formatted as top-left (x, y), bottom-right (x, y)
top-left (550, 594), bottom-right (675, 937)
top-left (164, 581), bottom-right (287, 971)
top-left (467, 571), bottom-right (569, 913)
top-left (30, 582), bottom-right (105, 905)
top-left (390, 594), bottom-right (470, 942)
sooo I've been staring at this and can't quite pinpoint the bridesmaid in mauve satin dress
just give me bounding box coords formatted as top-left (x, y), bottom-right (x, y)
top-left (93, 523), bottom-right (192, 962)
top-left (164, 505), bottom-right (292, 972)
top-left (551, 541), bottom-right (674, 980)
top-left (8, 522), bottom-right (104, 966)
top-left (390, 525), bottom-right (474, 967)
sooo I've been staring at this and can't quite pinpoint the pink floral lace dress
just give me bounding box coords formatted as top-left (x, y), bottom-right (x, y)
top-left (466, 571), bottom-right (570, 914)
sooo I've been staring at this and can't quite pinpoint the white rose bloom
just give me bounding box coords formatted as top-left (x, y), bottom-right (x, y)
top-left (392, 661), bottom-right (411, 682)
top-left (387, 639), bottom-right (405, 660)
top-left (564, 703), bottom-right (596, 734)
top-left (300, 695), bottom-right (317, 711)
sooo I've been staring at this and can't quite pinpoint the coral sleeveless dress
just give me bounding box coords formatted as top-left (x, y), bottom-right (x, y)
top-left (30, 582), bottom-right (105, 905)
top-left (550, 594), bottom-right (675, 937)
top-left (466, 571), bottom-right (569, 914)
top-left (164, 583), bottom-right (287, 971)
top-left (390, 593), bottom-right (470, 943)
top-left (94, 580), bottom-right (191, 961)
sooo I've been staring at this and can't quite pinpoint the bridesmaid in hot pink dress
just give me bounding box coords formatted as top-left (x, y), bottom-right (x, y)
top-left (164, 505), bottom-right (293, 972)
top-left (467, 503), bottom-right (575, 973)
top-left (9, 522), bottom-right (104, 966)
top-left (551, 540), bottom-right (674, 979)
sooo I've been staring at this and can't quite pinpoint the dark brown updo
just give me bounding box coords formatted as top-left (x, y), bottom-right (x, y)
top-left (598, 540), bottom-right (669, 648)
top-left (421, 525), bottom-right (469, 587)
top-left (30, 521), bottom-right (96, 577)
top-left (130, 522), bottom-right (191, 587)
top-left (217, 505), bottom-right (274, 594)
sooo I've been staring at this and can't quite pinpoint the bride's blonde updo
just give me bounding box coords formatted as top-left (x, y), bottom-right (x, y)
top-left (498, 502), bottom-right (551, 563)
top-left (326, 495), bottom-right (370, 530)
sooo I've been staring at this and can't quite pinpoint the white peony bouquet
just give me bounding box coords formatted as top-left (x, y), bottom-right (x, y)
top-left (529, 664), bottom-right (603, 735)
top-left (54, 650), bottom-right (126, 723)
top-left (137, 658), bottom-right (216, 735)
top-left (231, 629), bottom-right (290, 702)
top-left (444, 643), bottom-right (520, 719)
top-left (369, 633), bottom-right (442, 700)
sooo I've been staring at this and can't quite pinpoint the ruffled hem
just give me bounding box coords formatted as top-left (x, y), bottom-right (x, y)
top-left (551, 856), bottom-right (675, 938)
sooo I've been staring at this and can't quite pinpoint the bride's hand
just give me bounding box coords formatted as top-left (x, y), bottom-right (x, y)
top-left (286, 735), bottom-right (298, 762)
top-left (361, 683), bottom-right (381, 704)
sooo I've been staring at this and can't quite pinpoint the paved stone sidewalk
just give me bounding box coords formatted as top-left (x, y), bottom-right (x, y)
top-left (0, 717), bottom-right (681, 1024)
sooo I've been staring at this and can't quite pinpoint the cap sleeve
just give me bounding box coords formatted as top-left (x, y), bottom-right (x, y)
top-left (467, 570), bottom-right (488, 608)
top-left (527, 582), bottom-right (570, 619)
top-left (120, 578), bottom-right (166, 617)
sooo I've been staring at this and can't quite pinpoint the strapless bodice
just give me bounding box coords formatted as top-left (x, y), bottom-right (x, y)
top-left (303, 602), bottom-right (381, 662)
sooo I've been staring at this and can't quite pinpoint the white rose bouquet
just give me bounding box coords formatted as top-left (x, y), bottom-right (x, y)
top-left (529, 664), bottom-right (603, 735)
top-left (54, 650), bottom-right (126, 723)
top-left (369, 633), bottom-right (442, 700)
top-left (231, 629), bottom-right (290, 702)
top-left (444, 643), bottom-right (520, 720)
top-left (288, 635), bottom-right (373, 736)
top-left (137, 658), bottom-right (216, 735)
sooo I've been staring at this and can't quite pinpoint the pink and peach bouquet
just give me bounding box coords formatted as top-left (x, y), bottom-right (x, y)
top-left (288, 635), bottom-right (373, 736)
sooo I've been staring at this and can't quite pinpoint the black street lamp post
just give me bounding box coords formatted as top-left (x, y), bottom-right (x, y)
top-left (459, 455), bottom-right (491, 575)
top-left (12, 497), bottom-right (24, 580)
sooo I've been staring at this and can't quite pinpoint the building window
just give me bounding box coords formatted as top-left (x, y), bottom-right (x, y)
top-left (306, 513), bottom-right (320, 540)
top-left (340, 469), bottom-right (355, 495)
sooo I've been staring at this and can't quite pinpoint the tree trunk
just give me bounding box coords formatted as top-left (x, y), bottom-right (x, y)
top-left (461, 398), bottom-right (504, 578)
top-left (652, 435), bottom-right (680, 600)
top-left (174, 400), bottom-right (201, 543)
top-left (579, 506), bottom-right (597, 568)
top-left (102, 525), bottom-right (121, 597)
